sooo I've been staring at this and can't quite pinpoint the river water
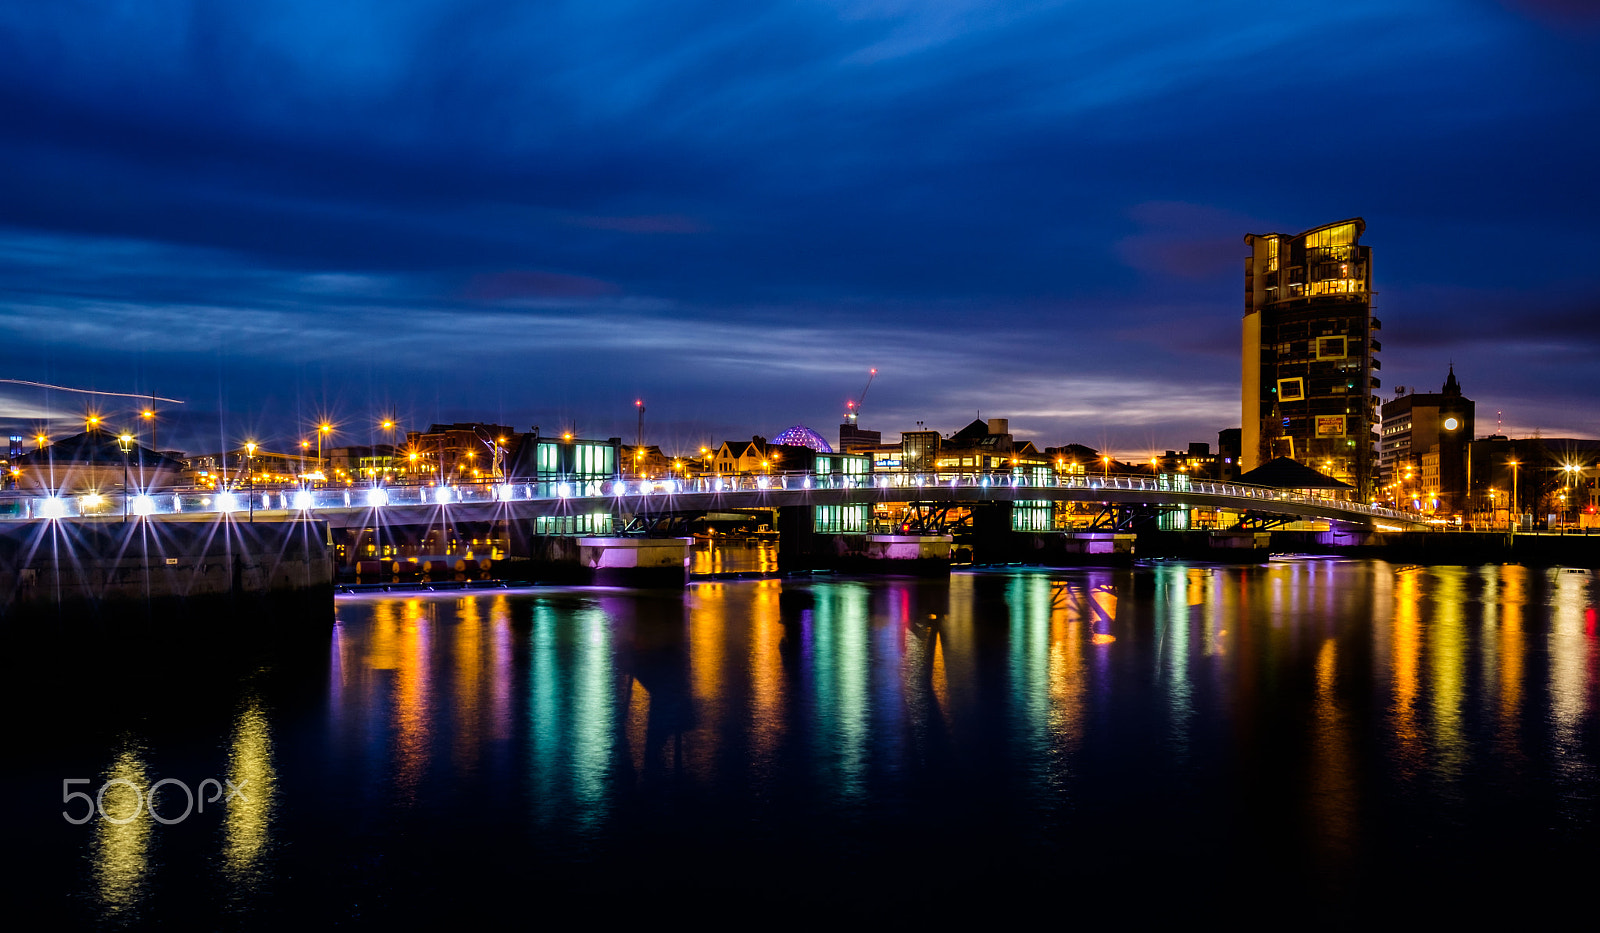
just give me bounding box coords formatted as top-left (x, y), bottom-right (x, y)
top-left (11, 558), bottom-right (1600, 926)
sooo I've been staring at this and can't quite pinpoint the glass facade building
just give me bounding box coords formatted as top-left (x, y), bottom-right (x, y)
top-left (1242, 218), bottom-right (1379, 496)
top-left (507, 434), bottom-right (622, 498)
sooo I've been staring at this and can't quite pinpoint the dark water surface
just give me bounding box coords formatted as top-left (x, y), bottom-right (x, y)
top-left (11, 559), bottom-right (1600, 926)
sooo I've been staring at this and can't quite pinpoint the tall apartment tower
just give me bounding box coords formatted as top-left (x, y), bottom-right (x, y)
top-left (1242, 218), bottom-right (1380, 496)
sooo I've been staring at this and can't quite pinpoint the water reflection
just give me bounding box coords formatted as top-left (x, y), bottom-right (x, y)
top-left (691, 538), bottom-right (778, 575)
top-left (46, 560), bottom-right (1600, 922)
top-left (1429, 567), bottom-right (1468, 785)
top-left (1550, 569), bottom-right (1595, 792)
top-left (92, 740), bottom-right (151, 920)
top-left (222, 700), bottom-right (276, 889)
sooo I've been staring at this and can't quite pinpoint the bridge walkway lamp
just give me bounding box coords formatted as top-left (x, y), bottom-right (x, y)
top-left (117, 433), bottom-right (134, 522)
top-left (1562, 464), bottom-right (1581, 530)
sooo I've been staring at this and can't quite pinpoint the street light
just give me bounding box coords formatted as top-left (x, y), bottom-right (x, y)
top-left (246, 441), bottom-right (257, 522)
top-left (1507, 459), bottom-right (1520, 532)
top-left (1563, 464), bottom-right (1581, 530)
top-left (116, 433), bottom-right (134, 522)
top-left (317, 423), bottom-right (332, 487)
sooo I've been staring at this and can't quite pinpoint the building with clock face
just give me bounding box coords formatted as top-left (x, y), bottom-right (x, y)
top-left (1379, 367), bottom-right (1475, 515)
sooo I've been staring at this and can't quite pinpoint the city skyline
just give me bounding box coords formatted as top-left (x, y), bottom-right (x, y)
top-left (2, 2), bottom-right (1598, 455)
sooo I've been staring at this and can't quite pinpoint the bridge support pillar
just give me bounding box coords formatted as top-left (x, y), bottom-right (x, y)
top-left (1213, 531), bottom-right (1272, 551)
top-left (970, 502), bottom-right (1014, 564)
top-left (579, 537), bottom-right (692, 587)
top-left (503, 530), bottom-right (690, 586)
top-left (776, 506), bottom-right (815, 572)
top-left (1061, 532), bottom-right (1136, 556)
top-left (862, 534), bottom-right (953, 575)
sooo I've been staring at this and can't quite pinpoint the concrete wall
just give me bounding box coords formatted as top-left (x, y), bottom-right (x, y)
top-left (0, 518), bottom-right (335, 648)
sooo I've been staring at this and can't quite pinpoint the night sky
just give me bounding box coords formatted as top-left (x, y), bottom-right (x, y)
top-left (2, 1), bottom-right (1596, 457)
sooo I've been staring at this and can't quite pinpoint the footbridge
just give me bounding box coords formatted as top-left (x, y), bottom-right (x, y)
top-left (0, 472), bottom-right (1430, 531)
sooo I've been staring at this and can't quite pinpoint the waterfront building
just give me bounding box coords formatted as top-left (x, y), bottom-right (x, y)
top-left (186, 447), bottom-right (317, 486)
top-left (1216, 429), bottom-right (1242, 481)
top-left (1236, 456), bottom-right (1354, 501)
top-left (1466, 436), bottom-right (1600, 528)
top-left (404, 423), bottom-right (521, 483)
top-left (324, 445), bottom-right (400, 483)
top-left (838, 421), bottom-right (881, 452)
top-left (771, 424), bottom-right (833, 453)
top-left (1379, 368), bottom-right (1474, 514)
top-left (622, 444), bottom-right (671, 479)
top-left (900, 430), bottom-right (941, 472)
top-left (712, 426), bottom-right (842, 476)
top-left (712, 435), bottom-right (817, 475)
top-left (505, 432), bottom-right (620, 491)
top-left (932, 419), bottom-right (1049, 474)
top-left (10, 429), bottom-right (185, 494)
top-left (1153, 442), bottom-right (1233, 480)
top-left (1242, 218), bottom-right (1380, 496)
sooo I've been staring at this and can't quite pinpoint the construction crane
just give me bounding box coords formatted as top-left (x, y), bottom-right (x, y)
top-left (844, 368), bottom-right (877, 426)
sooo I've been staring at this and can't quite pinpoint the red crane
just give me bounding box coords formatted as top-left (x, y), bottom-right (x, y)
top-left (844, 368), bottom-right (877, 425)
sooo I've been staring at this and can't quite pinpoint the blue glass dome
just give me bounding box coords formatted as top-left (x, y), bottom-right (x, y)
top-left (771, 424), bottom-right (833, 453)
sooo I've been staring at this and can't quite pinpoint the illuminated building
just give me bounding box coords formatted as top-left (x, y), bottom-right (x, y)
top-left (324, 445), bottom-right (400, 482)
top-left (838, 421), bottom-right (881, 453)
top-left (1242, 218), bottom-right (1379, 496)
top-left (712, 435), bottom-right (819, 475)
top-left (932, 419), bottom-right (1049, 474)
top-left (505, 432), bottom-right (621, 490)
top-left (404, 423), bottom-right (521, 481)
top-left (900, 430), bottom-right (941, 472)
top-left (621, 444), bottom-right (671, 478)
top-left (9, 429), bottom-right (185, 494)
top-left (1379, 367), bottom-right (1474, 514)
top-left (772, 425), bottom-right (833, 452)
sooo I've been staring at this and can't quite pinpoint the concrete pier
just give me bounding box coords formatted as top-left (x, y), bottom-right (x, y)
top-left (0, 518), bottom-right (335, 651)
top-left (503, 532), bottom-right (691, 586)
top-left (580, 536), bottom-right (692, 587)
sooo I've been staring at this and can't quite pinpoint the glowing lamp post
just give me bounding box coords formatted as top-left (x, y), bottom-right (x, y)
top-left (317, 424), bottom-right (332, 487)
top-left (116, 433), bottom-right (134, 522)
top-left (1507, 459), bottom-right (1520, 532)
top-left (1563, 464), bottom-right (1581, 529)
top-left (246, 441), bottom-right (258, 522)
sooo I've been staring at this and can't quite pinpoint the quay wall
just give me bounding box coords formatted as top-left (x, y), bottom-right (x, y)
top-left (0, 519), bottom-right (335, 653)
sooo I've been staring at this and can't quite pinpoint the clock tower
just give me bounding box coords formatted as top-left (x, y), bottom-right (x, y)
top-left (1378, 367), bottom-right (1475, 515)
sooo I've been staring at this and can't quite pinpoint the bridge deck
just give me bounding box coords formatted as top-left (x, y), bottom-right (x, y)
top-left (0, 472), bottom-right (1431, 530)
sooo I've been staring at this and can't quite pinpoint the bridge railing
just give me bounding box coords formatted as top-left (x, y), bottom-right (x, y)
top-left (0, 469), bottom-right (1420, 525)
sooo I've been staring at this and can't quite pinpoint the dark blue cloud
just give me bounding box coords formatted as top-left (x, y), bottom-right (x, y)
top-left (0, 1), bottom-right (1596, 453)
